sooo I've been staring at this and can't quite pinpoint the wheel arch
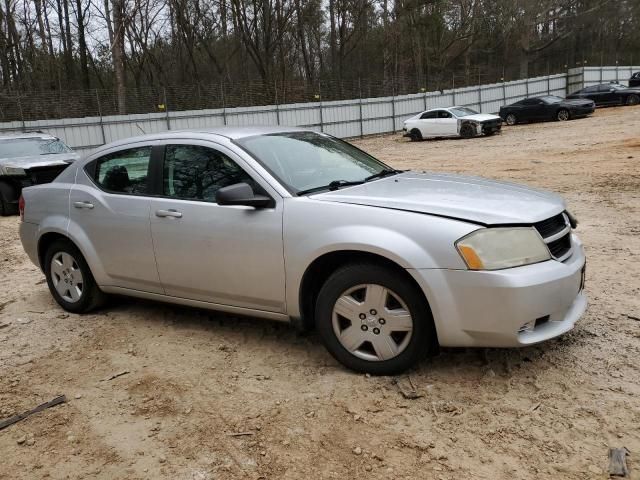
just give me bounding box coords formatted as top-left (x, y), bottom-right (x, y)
top-left (37, 231), bottom-right (74, 270)
top-left (296, 250), bottom-right (434, 334)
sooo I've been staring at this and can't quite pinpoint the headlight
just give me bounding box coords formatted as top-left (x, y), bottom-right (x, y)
top-left (0, 166), bottom-right (26, 176)
top-left (456, 227), bottom-right (550, 270)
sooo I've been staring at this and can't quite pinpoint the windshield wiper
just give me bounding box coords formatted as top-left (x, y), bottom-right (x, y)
top-left (297, 179), bottom-right (364, 196)
top-left (364, 168), bottom-right (401, 182)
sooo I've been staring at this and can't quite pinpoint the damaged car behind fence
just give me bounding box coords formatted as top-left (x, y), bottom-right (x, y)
top-left (0, 132), bottom-right (79, 216)
top-left (403, 107), bottom-right (502, 141)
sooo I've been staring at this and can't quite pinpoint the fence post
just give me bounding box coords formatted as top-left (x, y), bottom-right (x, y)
top-left (525, 77), bottom-right (529, 97)
top-left (547, 76), bottom-right (550, 95)
top-left (423, 88), bottom-right (427, 111)
top-left (95, 89), bottom-right (106, 145)
top-left (358, 78), bottom-right (364, 138)
top-left (477, 84), bottom-right (482, 112)
top-left (275, 79), bottom-right (280, 125)
top-left (17, 96), bottom-right (25, 132)
top-left (452, 74), bottom-right (456, 106)
top-left (501, 77), bottom-right (506, 105)
top-left (318, 82), bottom-right (324, 132)
top-left (390, 83), bottom-right (396, 133)
top-left (220, 83), bottom-right (227, 125)
top-left (163, 87), bottom-right (171, 130)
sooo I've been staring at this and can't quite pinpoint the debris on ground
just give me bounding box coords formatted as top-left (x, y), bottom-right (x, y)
top-left (608, 447), bottom-right (630, 477)
top-left (0, 395), bottom-right (67, 431)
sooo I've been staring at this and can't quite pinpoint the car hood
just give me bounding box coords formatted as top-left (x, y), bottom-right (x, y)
top-left (559, 99), bottom-right (594, 106)
top-left (0, 152), bottom-right (79, 169)
top-left (459, 113), bottom-right (501, 122)
top-left (312, 172), bottom-right (566, 225)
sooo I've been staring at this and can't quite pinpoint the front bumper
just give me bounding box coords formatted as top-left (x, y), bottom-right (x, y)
top-left (410, 235), bottom-right (587, 347)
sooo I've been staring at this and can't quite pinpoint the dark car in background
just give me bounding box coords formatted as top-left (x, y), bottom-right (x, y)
top-left (499, 95), bottom-right (595, 125)
top-left (0, 132), bottom-right (78, 215)
top-left (567, 83), bottom-right (640, 106)
top-left (629, 72), bottom-right (640, 88)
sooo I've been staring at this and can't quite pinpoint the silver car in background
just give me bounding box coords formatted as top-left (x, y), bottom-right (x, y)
top-left (0, 132), bottom-right (78, 215)
top-left (18, 127), bottom-right (587, 374)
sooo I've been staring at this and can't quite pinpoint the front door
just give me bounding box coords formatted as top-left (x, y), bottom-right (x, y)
top-left (70, 145), bottom-right (163, 293)
top-left (149, 142), bottom-right (286, 313)
top-left (435, 110), bottom-right (458, 135)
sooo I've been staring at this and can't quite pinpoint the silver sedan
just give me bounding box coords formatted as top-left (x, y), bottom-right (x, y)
top-left (18, 127), bottom-right (587, 374)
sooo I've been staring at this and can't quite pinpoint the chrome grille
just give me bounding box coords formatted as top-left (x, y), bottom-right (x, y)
top-left (534, 212), bottom-right (573, 261)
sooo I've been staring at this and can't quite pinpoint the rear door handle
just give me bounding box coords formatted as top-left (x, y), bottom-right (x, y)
top-left (73, 201), bottom-right (94, 209)
top-left (155, 209), bottom-right (182, 218)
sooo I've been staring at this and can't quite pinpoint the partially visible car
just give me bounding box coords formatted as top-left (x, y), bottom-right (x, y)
top-left (403, 107), bottom-right (502, 141)
top-left (18, 127), bottom-right (587, 375)
top-left (629, 71), bottom-right (640, 88)
top-left (499, 95), bottom-right (595, 125)
top-left (0, 132), bottom-right (79, 215)
top-left (566, 83), bottom-right (640, 106)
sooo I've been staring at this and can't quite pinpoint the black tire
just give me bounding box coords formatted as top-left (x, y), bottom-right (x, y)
top-left (0, 181), bottom-right (19, 216)
top-left (556, 108), bottom-right (570, 121)
top-left (44, 239), bottom-right (106, 313)
top-left (409, 128), bottom-right (422, 142)
top-left (315, 263), bottom-right (436, 375)
top-left (505, 113), bottom-right (517, 126)
top-left (459, 123), bottom-right (476, 139)
top-left (627, 94), bottom-right (640, 106)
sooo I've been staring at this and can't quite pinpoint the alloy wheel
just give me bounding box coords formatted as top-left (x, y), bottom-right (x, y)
top-left (506, 114), bottom-right (516, 126)
top-left (557, 109), bottom-right (570, 121)
top-left (331, 283), bottom-right (413, 362)
top-left (50, 252), bottom-right (84, 303)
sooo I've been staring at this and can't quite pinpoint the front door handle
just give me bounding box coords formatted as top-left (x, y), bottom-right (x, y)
top-left (73, 201), bottom-right (94, 209)
top-left (155, 209), bottom-right (183, 218)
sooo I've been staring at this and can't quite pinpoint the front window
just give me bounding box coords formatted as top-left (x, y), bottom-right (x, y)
top-left (163, 145), bottom-right (257, 202)
top-left (0, 137), bottom-right (72, 158)
top-left (449, 107), bottom-right (479, 117)
top-left (235, 132), bottom-right (392, 195)
top-left (540, 95), bottom-right (564, 104)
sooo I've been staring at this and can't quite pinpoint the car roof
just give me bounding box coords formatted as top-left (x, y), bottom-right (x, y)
top-left (93, 126), bottom-right (312, 153)
top-left (0, 132), bottom-right (57, 141)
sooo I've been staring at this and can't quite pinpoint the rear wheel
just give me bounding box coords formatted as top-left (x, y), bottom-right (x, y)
top-left (556, 108), bottom-right (570, 121)
top-left (459, 123), bottom-right (476, 139)
top-left (409, 129), bottom-right (423, 142)
top-left (0, 181), bottom-right (18, 216)
top-left (315, 263), bottom-right (435, 375)
top-left (505, 113), bottom-right (517, 126)
top-left (627, 94), bottom-right (640, 106)
top-left (44, 239), bottom-right (106, 313)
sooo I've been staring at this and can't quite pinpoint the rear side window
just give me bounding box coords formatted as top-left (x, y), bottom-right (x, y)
top-left (163, 145), bottom-right (256, 202)
top-left (420, 111), bottom-right (437, 119)
top-left (94, 147), bottom-right (151, 194)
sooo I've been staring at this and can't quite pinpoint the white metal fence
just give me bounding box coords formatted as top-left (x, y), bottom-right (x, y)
top-left (0, 66), bottom-right (636, 155)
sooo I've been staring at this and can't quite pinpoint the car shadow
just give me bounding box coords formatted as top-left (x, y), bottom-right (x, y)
top-left (98, 295), bottom-right (582, 378)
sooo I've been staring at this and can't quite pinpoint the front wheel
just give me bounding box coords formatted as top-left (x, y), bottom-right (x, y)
top-left (315, 263), bottom-right (435, 375)
top-left (556, 108), bottom-right (570, 121)
top-left (627, 94), bottom-right (640, 106)
top-left (44, 239), bottom-right (106, 313)
top-left (459, 123), bottom-right (476, 139)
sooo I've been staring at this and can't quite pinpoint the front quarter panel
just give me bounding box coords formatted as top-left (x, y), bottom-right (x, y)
top-left (283, 197), bottom-right (478, 318)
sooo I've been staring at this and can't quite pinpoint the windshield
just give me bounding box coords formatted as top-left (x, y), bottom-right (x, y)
top-left (0, 137), bottom-right (72, 158)
top-left (449, 107), bottom-right (479, 117)
top-left (236, 132), bottom-right (392, 194)
top-left (541, 95), bottom-right (564, 104)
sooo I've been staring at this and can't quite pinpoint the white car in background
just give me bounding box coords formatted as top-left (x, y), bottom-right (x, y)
top-left (403, 107), bottom-right (502, 141)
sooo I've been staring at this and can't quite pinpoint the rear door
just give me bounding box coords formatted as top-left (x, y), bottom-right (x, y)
top-left (70, 144), bottom-right (163, 293)
top-left (148, 141), bottom-right (286, 313)
top-left (416, 111), bottom-right (438, 137)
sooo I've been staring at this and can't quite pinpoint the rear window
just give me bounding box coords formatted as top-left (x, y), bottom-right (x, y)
top-left (93, 147), bottom-right (152, 194)
top-left (0, 138), bottom-right (72, 158)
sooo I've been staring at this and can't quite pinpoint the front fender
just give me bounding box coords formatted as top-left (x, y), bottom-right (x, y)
top-left (283, 198), bottom-right (477, 318)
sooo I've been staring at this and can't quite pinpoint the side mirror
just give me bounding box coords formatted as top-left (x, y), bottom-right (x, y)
top-left (215, 182), bottom-right (272, 208)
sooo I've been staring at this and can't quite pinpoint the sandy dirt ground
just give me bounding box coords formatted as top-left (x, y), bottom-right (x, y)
top-left (1, 106), bottom-right (639, 480)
